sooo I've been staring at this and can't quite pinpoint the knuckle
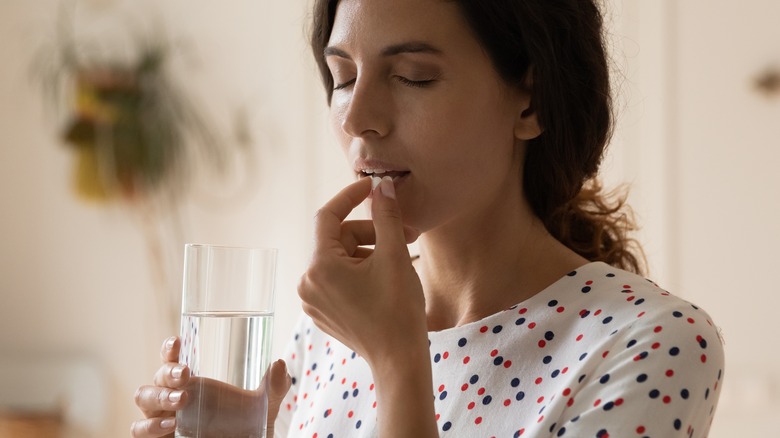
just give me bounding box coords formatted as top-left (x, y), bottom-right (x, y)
top-left (157, 387), bottom-right (170, 404)
top-left (134, 386), bottom-right (154, 408)
top-left (130, 419), bottom-right (150, 437)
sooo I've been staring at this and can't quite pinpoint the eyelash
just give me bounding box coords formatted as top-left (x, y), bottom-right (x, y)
top-left (332, 76), bottom-right (436, 91)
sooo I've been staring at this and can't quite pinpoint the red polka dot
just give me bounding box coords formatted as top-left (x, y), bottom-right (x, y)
top-left (602, 350), bottom-right (610, 358)
top-left (537, 396), bottom-right (544, 403)
top-left (586, 281), bottom-right (594, 285)
top-left (627, 296), bottom-right (636, 302)
top-left (341, 378), bottom-right (346, 384)
top-left (576, 334), bottom-right (584, 341)
top-left (538, 340), bottom-right (547, 348)
top-left (348, 410), bottom-right (353, 418)
top-left (475, 417), bottom-right (483, 425)
top-left (623, 284), bottom-right (631, 289)
top-left (594, 309), bottom-right (602, 316)
top-left (636, 426), bottom-right (646, 434)
top-left (557, 306), bottom-right (565, 313)
top-left (563, 388), bottom-right (571, 396)
top-left (663, 395), bottom-right (671, 404)
top-left (666, 369), bottom-right (674, 377)
top-left (562, 367), bottom-right (569, 374)
top-left (435, 413), bottom-right (440, 421)
top-left (490, 349), bottom-right (499, 357)
top-left (535, 377), bottom-right (543, 385)
top-left (528, 322), bottom-right (537, 329)
top-left (308, 344), bottom-right (313, 351)
top-left (537, 415), bottom-right (544, 423)
top-left (654, 326), bottom-right (663, 333)
top-left (503, 360), bottom-right (513, 368)
top-left (637, 311), bottom-right (646, 318)
top-left (461, 383), bottom-right (469, 391)
top-left (615, 398), bottom-right (624, 406)
top-left (438, 384), bottom-right (445, 392)
top-left (567, 397), bottom-right (575, 407)
top-left (652, 342), bottom-right (661, 349)
top-left (480, 326), bottom-right (489, 333)
top-left (504, 399), bottom-right (511, 406)
top-left (463, 356), bottom-right (471, 364)
top-left (313, 433), bottom-right (317, 438)
top-left (594, 398), bottom-right (601, 407)
top-left (370, 383), bottom-right (375, 391)
top-left (443, 352), bottom-right (449, 359)
top-left (519, 308), bottom-right (528, 314)
top-left (701, 354), bottom-right (707, 363)
top-left (468, 401), bottom-right (476, 410)
top-left (687, 318), bottom-right (695, 324)
top-left (352, 382), bottom-right (357, 389)
top-left (478, 387), bottom-right (486, 396)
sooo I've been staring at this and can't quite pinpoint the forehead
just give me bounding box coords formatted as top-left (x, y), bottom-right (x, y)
top-left (328, 0), bottom-right (473, 52)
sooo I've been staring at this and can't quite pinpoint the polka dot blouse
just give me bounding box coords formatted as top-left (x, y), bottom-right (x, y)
top-left (275, 262), bottom-right (724, 437)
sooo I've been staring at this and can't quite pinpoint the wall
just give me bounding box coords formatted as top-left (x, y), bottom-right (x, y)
top-left (0, 0), bottom-right (348, 435)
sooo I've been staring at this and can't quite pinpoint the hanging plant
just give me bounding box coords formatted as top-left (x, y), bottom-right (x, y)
top-left (34, 8), bottom-right (230, 204)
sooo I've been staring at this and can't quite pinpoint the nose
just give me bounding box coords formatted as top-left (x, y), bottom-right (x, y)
top-left (339, 77), bottom-right (392, 139)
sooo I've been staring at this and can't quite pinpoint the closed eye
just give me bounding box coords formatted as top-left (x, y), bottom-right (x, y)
top-left (333, 78), bottom-right (356, 91)
top-left (396, 76), bottom-right (436, 88)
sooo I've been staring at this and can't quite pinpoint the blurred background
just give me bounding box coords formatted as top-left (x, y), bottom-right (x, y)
top-left (0, 0), bottom-right (777, 436)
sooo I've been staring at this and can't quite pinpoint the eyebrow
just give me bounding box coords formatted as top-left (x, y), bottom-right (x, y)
top-left (324, 41), bottom-right (443, 59)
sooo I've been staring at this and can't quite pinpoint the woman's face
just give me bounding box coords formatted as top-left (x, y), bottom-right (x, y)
top-left (325, 0), bottom-right (535, 233)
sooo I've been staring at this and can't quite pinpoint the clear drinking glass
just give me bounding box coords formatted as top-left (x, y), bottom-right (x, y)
top-left (175, 244), bottom-right (277, 438)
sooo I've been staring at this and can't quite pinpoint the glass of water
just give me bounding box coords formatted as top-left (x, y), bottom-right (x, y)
top-left (175, 244), bottom-right (277, 438)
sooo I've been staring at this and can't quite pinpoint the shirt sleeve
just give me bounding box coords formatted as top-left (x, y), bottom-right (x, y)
top-left (552, 302), bottom-right (725, 437)
top-left (273, 312), bottom-right (309, 438)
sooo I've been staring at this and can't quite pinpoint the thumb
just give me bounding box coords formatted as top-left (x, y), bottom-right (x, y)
top-left (266, 359), bottom-right (292, 434)
top-left (371, 176), bottom-right (411, 255)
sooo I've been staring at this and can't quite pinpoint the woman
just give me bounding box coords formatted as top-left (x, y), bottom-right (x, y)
top-left (132, 0), bottom-right (724, 436)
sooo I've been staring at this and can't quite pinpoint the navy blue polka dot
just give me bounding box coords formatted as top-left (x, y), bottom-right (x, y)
top-left (458, 337), bottom-right (467, 347)
top-left (511, 378), bottom-right (521, 387)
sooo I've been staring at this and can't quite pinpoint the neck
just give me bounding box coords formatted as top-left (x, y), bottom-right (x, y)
top-left (415, 194), bottom-right (588, 332)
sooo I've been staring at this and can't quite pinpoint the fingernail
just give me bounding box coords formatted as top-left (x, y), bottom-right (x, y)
top-left (380, 176), bottom-right (396, 199)
top-left (371, 176), bottom-right (382, 190)
top-left (160, 417), bottom-right (176, 429)
top-left (171, 365), bottom-right (185, 379)
top-left (168, 390), bottom-right (183, 403)
top-left (278, 359), bottom-right (287, 374)
top-left (165, 337), bottom-right (176, 351)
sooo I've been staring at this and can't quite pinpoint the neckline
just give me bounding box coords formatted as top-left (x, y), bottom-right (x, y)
top-left (427, 261), bottom-right (605, 337)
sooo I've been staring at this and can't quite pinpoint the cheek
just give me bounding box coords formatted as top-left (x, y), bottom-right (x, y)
top-left (328, 104), bottom-right (350, 150)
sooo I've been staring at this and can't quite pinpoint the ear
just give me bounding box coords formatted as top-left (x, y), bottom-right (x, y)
top-left (513, 69), bottom-right (543, 141)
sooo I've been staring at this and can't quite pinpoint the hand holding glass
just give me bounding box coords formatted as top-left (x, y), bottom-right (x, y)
top-left (176, 244), bottom-right (277, 438)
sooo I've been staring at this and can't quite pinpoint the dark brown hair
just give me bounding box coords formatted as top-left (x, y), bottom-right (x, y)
top-left (310, 0), bottom-right (644, 274)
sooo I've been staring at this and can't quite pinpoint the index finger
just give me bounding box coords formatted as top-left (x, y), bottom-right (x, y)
top-left (313, 177), bottom-right (372, 252)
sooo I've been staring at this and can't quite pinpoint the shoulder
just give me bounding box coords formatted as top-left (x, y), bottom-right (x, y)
top-left (568, 262), bottom-right (722, 336)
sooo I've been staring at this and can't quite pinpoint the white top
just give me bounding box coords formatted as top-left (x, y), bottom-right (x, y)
top-left (275, 262), bottom-right (724, 437)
